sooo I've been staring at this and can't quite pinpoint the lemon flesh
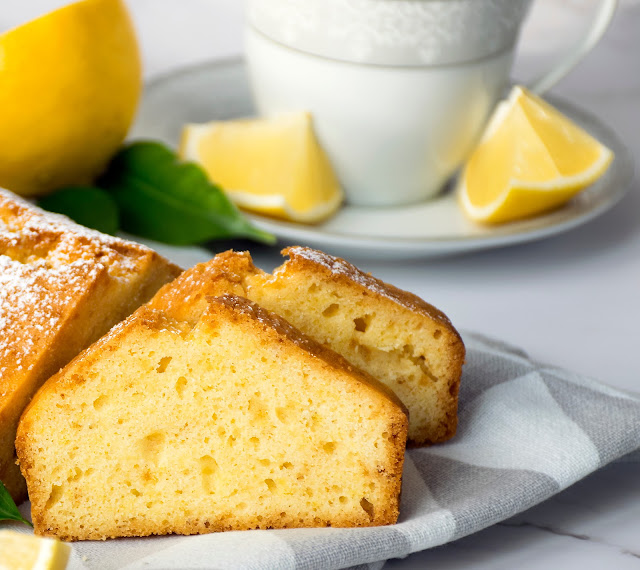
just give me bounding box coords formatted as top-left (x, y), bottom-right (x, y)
top-left (0, 0), bottom-right (141, 196)
top-left (459, 86), bottom-right (614, 224)
top-left (0, 531), bottom-right (70, 570)
top-left (180, 112), bottom-right (343, 223)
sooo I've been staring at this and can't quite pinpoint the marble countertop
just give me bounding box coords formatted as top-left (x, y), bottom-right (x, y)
top-left (3, 1), bottom-right (640, 568)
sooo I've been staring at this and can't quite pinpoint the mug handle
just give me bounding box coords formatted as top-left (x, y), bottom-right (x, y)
top-left (529, 0), bottom-right (618, 95)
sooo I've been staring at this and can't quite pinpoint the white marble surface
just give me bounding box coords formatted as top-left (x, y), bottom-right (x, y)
top-left (3, 1), bottom-right (640, 568)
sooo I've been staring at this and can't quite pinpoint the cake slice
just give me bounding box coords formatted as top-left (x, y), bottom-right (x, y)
top-left (0, 188), bottom-right (181, 501)
top-left (150, 248), bottom-right (465, 445)
top-left (247, 247), bottom-right (465, 445)
top-left (16, 295), bottom-right (408, 540)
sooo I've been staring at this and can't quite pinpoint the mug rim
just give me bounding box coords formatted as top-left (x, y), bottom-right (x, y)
top-left (246, 0), bottom-right (532, 67)
top-left (247, 24), bottom-right (519, 71)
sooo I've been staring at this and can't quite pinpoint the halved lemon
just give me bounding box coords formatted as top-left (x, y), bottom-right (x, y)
top-left (179, 111), bottom-right (343, 223)
top-left (0, 530), bottom-right (70, 570)
top-left (458, 86), bottom-right (614, 224)
top-left (0, 0), bottom-right (141, 196)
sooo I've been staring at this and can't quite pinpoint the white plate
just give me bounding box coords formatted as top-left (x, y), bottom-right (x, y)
top-left (131, 59), bottom-right (634, 260)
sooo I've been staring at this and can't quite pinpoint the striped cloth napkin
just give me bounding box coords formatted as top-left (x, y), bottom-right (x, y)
top-left (11, 332), bottom-right (640, 569)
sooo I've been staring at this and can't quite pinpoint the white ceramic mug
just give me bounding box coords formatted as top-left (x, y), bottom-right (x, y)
top-left (245, 0), bottom-right (617, 207)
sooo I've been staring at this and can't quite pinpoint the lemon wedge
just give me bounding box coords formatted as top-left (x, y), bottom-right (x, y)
top-left (458, 86), bottom-right (614, 224)
top-left (0, 531), bottom-right (70, 570)
top-left (180, 112), bottom-right (343, 223)
top-left (0, 0), bottom-right (141, 196)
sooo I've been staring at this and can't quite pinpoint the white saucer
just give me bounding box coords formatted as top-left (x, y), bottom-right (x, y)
top-left (131, 59), bottom-right (634, 260)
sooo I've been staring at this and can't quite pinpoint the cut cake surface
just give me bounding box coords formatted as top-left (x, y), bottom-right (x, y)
top-left (17, 294), bottom-right (408, 540)
top-left (0, 188), bottom-right (181, 501)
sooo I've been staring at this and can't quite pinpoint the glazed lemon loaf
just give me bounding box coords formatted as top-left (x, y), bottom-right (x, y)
top-left (151, 248), bottom-right (465, 445)
top-left (16, 295), bottom-right (408, 540)
top-left (0, 188), bottom-right (181, 502)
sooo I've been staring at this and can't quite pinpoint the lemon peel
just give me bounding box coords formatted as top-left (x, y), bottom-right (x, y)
top-left (0, 0), bottom-right (141, 196)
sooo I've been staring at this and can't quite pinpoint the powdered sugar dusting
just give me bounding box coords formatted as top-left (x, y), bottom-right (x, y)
top-left (0, 188), bottom-right (157, 385)
top-left (0, 188), bottom-right (122, 245)
top-left (0, 188), bottom-right (155, 277)
top-left (0, 256), bottom-right (100, 384)
top-left (283, 246), bottom-right (454, 327)
top-left (286, 246), bottom-right (392, 296)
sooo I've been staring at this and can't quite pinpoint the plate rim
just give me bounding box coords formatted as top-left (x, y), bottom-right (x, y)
top-left (137, 58), bottom-right (635, 258)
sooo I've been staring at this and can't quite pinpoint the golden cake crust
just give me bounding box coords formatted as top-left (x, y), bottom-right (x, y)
top-left (281, 246), bottom-right (461, 338)
top-left (0, 188), bottom-right (181, 501)
top-left (148, 249), bottom-right (262, 323)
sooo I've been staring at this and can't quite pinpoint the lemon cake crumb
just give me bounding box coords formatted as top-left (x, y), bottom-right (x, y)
top-left (17, 295), bottom-right (407, 540)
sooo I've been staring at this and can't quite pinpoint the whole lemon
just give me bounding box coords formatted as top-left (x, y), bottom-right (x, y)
top-left (0, 0), bottom-right (141, 196)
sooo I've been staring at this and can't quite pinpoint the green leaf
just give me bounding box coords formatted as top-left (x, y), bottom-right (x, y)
top-left (0, 480), bottom-right (32, 527)
top-left (38, 186), bottom-right (120, 235)
top-left (98, 141), bottom-right (276, 246)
